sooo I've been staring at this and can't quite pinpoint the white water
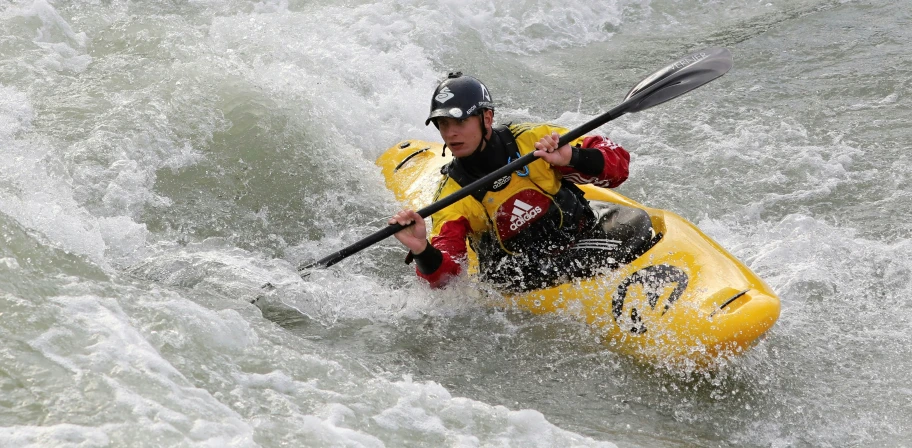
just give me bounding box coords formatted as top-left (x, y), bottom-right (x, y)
top-left (2, 0), bottom-right (911, 446)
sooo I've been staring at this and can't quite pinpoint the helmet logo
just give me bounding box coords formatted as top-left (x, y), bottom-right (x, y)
top-left (435, 87), bottom-right (454, 103)
top-left (449, 108), bottom-right (463, 118)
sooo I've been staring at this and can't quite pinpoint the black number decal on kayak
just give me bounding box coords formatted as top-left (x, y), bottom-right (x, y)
top-left (612, 264), bottom-right (689, 334)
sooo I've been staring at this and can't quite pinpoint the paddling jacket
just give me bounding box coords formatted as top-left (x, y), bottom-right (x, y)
top-left (411, 123), bottom-right (630, 288)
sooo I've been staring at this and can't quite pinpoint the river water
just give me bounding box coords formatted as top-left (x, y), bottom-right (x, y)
top-left (1, 0), bottom-right (910, 446)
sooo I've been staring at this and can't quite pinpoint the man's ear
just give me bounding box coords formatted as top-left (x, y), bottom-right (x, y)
top-left (483, 109), bottom-right (494, 128)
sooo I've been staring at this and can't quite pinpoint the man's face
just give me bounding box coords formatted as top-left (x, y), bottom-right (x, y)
top-left (435, 110), bottom-right (492, 158)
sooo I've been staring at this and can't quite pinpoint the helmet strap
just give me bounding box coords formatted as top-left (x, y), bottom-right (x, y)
top-left (475, 113), bottom-right (489, 154)
top-left (441, 143), bottom-right (448, 157)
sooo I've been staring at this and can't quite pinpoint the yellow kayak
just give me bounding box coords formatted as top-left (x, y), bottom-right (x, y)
top-left (378, 140), bottom-right (780, 368)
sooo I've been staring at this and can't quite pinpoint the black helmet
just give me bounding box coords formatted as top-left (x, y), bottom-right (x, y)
top-left (425, 72), bottom-right (494, 126)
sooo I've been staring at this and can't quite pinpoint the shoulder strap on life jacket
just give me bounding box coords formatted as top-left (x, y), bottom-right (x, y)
top-left (492, 124), bottom-right (519, 157)
top-left (440, 124), bottom-right (518, 203)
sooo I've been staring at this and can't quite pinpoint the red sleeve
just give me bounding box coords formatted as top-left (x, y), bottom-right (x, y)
top-left (415, 217), bottom-right (471, 288)
top-left (556, 135), bottom-right (630, 188)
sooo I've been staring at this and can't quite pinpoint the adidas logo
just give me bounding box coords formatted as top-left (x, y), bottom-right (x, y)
top-left (491, 175), bottom-right (511, 190)
top-left (509, 199), bottom-right (543, 231)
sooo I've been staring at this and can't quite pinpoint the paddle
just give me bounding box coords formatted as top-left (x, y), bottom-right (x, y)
top-left (248, 48), bottom-right (732, 302)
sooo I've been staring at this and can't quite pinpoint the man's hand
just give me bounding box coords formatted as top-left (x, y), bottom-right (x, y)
top-left (533, 131), bottom-right (572, 166)
top-left (389, 209), bottom-right (429, 254)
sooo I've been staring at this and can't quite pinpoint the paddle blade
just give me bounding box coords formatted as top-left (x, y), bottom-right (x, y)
top-left (623, 48), bottom-right (733, 113)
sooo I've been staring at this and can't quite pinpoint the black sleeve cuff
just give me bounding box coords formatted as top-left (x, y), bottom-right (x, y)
top-left (568, 146), bottom-right (580, 167)
top-left (412, 243), bottom-right (444, 275)
top-left (570, 147), bottom-right (605, 176)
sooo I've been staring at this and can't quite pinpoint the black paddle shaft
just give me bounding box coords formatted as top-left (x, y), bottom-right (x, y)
top-left (299, 48), bottom-right (733, 273)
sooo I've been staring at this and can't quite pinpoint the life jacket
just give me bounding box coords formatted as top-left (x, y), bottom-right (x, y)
top-left (440, 125), bottom-right (595, 259)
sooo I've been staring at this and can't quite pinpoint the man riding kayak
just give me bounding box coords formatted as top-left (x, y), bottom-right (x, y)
top-left (390, 73), bottom-right (654, 291)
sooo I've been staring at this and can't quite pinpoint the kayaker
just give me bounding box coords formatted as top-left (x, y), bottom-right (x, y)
top-left (389, 72), bottom-right (654, 291)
